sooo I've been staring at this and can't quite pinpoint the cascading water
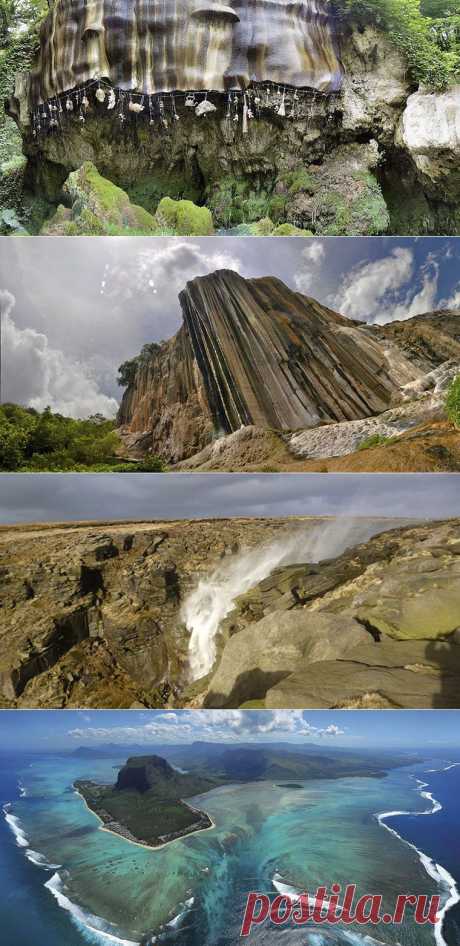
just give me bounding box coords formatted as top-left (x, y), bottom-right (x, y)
top-left (184, 518), bottom-right (404, 682)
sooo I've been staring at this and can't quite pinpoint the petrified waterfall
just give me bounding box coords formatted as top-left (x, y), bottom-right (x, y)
top-left (25, 0), bottom-right (343, 108)
top-left (117, 270), bottom-right (403, 463)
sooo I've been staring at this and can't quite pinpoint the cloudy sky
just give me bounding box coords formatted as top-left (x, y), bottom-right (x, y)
top-left (0, 708), bottom-right (458, 752)
top-left (1, 236), bottom-right (459, 418)
top-left (0, 472), bottom-right (458, 524)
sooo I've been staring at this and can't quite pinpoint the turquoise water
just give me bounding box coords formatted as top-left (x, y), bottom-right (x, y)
top-left (1, 753), bottom-right (455, 946)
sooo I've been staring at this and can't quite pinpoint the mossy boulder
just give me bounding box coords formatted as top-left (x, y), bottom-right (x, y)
top-left (41, 162), bottom-right (160, 235)
top-left (154, 196), bottom-right (214, 235)
top-left (0, 155), bottom-right (28, 233)
top-left (272, 223), bottom-right (313, 236)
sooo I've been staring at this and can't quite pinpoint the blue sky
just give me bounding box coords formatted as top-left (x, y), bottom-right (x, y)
top-left (0, 472), bottom-right (459, 523)
top-left (1, 237), bottom-right (459, 417)
top-left (0, 709), bottom-right (459, 753)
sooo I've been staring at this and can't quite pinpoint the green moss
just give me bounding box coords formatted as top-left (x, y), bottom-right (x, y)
top-left (207, 175), bottom-right (273, 228)
top-left (250, 217), bottom-right (275, 236)
top-left (126, 166), bottom-right (201, 214)
top-left (280, 168), bottom-right (318, 196)
top-left (318, 174), bottom-right (389, 236)
top-left (272, 223), bottom-right (313, 236)
top-left (40, 162), bottom-right (161, 235)
top-left (0, 154), bottom-right (27, 231)
top-left (267, 193), bottom-right (288, 223)
top-left (155, 196), bottom-right (214, 235)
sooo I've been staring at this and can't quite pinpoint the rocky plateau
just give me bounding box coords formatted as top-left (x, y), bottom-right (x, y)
top-left (1, 516), bottom-right (460, 711)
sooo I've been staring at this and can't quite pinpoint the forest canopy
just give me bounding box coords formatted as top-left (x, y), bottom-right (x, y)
top-left (0, 404), bottom-right (165, 472)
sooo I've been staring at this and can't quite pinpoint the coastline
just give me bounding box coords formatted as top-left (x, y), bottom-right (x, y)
top-left (73, 788), bottom-right (217, 852)
top-left (376, 765), bottom-right (460, 946)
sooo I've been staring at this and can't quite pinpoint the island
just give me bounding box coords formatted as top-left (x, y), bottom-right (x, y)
top-left (74, 746), bottom-right (417, 850)
top-left (75, 755), bottom-right (221, 848)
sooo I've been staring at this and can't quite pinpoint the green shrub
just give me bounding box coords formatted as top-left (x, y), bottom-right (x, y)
top-left (445, 374), bottom-right (460, 428)
top-left (357, 433), bottom-right (398, 450)
top-left (333, 0), bottom-right (458, 89)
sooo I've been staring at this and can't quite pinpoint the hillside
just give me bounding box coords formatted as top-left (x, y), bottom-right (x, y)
top-left (117, 272), bottom-right (460, 471)
top-left (1, 516), bottom-right (460, 710)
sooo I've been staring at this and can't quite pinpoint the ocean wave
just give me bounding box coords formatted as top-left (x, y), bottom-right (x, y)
top-left (166, 896), bottom-right (195, 929)
top-left (26, 849), bottom-right (61, 869)
top-left (44, 872), bottom-right (140, 946)
top-left (271, 874), bottom-right (387, 945)
top-left (376, 776), bottom-right (459, 946)
top-left (2, 803), bottom-right (29, 847)
top-left (18, 780), bottom-right (28, 797)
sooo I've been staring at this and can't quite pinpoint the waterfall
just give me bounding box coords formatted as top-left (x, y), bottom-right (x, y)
top-left (183, 518), bottom-right (398, 681)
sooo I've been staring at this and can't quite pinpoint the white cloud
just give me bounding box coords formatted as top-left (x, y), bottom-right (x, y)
top-left (294, 241), bottom-right (326, 295)
top-left (331, 247), bottom-right (444, 325)
top-left (100, 242), bottom-right (243, 303)
top-left (1, 291), bottom-right (118, 418)
top-left (68, 710), bottom-right (346, 744)
top-left (332, 247), bottom-right (415, 321)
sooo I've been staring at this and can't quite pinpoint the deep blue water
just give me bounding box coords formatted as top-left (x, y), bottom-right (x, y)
top-left (2, 752), bottom-right (460, 946)
top-left (388, 762), bottom-right (460, 946)
top-left (0, 753), bottom-right (84, 946)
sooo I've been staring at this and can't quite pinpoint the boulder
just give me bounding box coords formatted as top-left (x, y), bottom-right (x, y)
top-left (205, 611), bottom-right (369, 708)
top-left (396, 87), bottom-right (460, 200)
top-left (355, 557), bottom-right (460, 640)
top-left (40, 161), bottom-right (159, 235)
top-left (265, 638), bottom-right (460, 709)
top-left (154, 196), bottom-right (214, 235)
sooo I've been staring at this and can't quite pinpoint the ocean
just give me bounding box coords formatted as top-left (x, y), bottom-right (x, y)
top-left (1, 751), bottom-right (459, 946)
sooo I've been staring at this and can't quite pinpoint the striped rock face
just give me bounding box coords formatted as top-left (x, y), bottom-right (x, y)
top-left (29, 0), bottom-right (342, 106)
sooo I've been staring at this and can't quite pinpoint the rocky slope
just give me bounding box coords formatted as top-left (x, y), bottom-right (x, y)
top-left (0, 517), bottom-right (293, 708)
top-left (117, 271), bottom-right (460, 468)
top-left (1, 516), bottom-right (460, 710)
top-left (5, 4), bottom-right (460, 236)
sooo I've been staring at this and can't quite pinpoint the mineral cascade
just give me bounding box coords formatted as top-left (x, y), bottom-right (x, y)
top-left (23, 0), bottom-right (342, 109)
top-left (117, 269), bottom-right (460, 465)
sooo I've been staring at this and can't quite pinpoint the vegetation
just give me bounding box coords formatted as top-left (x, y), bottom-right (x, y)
top-left (0, 403), bottom-right (166, 471)
top-left (445, 374), bottom-right (460, 428)
top-left (334, 0), bottom-right (460, 89)
top-left (357, 433), bottom-right (398, 450)
top-left (0, 0), bottom-right (48, 229)
top-left (75, 756), bottom-right (218, 846)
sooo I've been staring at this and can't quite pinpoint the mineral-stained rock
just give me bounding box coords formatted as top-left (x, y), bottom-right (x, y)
top-left (118, 269), bottom-right (416, 463)
top-left (19, 0), bottom-right (342, 110)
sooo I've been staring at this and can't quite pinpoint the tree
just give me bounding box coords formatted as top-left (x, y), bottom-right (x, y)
top-left (0, 421), bottom-right (27, 469)
top-left (117, 357), bottom-right (139, 387)
top-left (445, 375), bottom-right (460, 428)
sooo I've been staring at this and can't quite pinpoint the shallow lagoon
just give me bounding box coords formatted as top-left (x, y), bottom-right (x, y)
top-left (2, 753), bottom-right (457, 946)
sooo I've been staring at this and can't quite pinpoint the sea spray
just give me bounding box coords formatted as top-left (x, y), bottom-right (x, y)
top-left (376, 776), bottom-right (460, 946)
top-left (44, 872), bottom-right (140, 946)
top-left (2, 803), bottom-right (29, 847)
top-left (183, 518), bottom-right (396, 680)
